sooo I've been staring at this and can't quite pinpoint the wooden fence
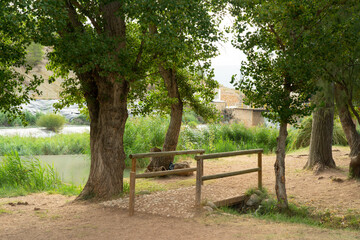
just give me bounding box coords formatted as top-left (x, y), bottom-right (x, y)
top-left (194, 149), bottom-right (263, 207)
top-left (128, 149), bottom-right (205, 216)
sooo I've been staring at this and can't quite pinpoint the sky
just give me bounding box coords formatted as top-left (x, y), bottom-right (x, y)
top-left (211, 15), bottom-right (246, 89)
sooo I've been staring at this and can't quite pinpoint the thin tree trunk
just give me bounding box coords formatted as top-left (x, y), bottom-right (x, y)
top-left (159, 66), bottom-right (183, 169)
top-left (275, 121), bottom-right (288, 209)
top-left (334, 84), bottom-right (360, 178)
top-left (305, 81), bottom-right (336, 172)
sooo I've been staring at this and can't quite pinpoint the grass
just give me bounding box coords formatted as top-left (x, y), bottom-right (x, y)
top-left (0, 151), bottom-right (82, 197)
top-left (179, 123), bottom-right (279, 154)
top-left (219, 188), bottom-right (360, 231)
top-left (0, 133), bottom-right (90, 156)
top-left (0, 116), bottom-right (349, 168)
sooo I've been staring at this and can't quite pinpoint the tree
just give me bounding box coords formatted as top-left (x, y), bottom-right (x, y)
top-left (313, 1), bottom-right (360, 178)
top-left (0, 2), bottom-right (42, 123)
top-left (129, 1), bottom-right (223, 169)
top-left (132, 69), bottom-right (219, 170)
top-left (8, 0), bottom-right (223, 199)
top-left (230, 0), bottom-right (337, 209)
top-left (305, 80), bottom-right (336, 172)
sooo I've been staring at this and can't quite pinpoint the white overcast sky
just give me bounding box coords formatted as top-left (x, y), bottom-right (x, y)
top-left (211, 14), bottom-right (246, 88)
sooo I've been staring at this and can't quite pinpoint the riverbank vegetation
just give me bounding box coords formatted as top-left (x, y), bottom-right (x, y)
top-left (0, 116), bottom-right (348, 168)
top-left (0, 152), bottom-right (81, 197)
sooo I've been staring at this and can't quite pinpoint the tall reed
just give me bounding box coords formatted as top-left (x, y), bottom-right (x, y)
top-left (0, 151), bottom-right (61, 192)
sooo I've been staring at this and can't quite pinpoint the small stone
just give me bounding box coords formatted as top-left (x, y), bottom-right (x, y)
top-left (246, 194), bottom-right (261, 206)
top-left (203, 206), bottom-right (214, 212)
top-left (206, 201), bottom-right (217, 209)
top-left (34, 207), bottom-right (40, 211)
top-left (254, 190), bottom-right (263, 196)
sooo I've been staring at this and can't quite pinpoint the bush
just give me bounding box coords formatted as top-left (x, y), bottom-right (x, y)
top-left (36, 113), bottom-right (66, 132)
top-left (179, 123), bottom-right (279, 154)
top-left (68, 114), bottom-right (90, 125)
top-left (288, 116), bottom-right (348, 151)
top-left (25, 42), bottom-right (43, 67)
top-left (0, 111), bottom-right (43, 127)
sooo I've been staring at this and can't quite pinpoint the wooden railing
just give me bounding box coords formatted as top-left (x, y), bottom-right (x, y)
top-left (128, 149), bottom-right (205, 216)
top-left (194, 149), bottom-right (263, 207)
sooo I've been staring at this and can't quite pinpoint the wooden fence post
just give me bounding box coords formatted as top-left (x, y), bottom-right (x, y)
top-left (129, 158), bottom-right (136, 216)
top-left (258, 152), bottom-right (262, 189)
top-left (200, 153), bottom-right (204, 186)
top-left (195, 158), bottom-right (203, 207)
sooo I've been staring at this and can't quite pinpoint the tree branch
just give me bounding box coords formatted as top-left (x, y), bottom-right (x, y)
top-left (70, 0), bottom-right (102, 34)
top-left (268, 24), bottom-right (285, 51)
top-left (65, 0), bottom-right (84, 31)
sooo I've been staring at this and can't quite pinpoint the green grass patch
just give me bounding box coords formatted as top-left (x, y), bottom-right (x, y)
top-left (0, 207), bottom-right (11, 214)
top-left (0, 133), bottom-right (90, 156)
top-left (220, 188), bottom-right (360, 230)
top-left (0, 151), bottom-right (81, 197)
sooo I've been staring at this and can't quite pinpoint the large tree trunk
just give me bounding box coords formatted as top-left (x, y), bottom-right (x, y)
top-left (305, 81), bottom-right (336, 172)
top-left (78, 76), bottom-right (129, 200)
top-left (77, 2), bottom-right (129, 199)
top-left (274, 121), bottom-right (288, 209)
top-left (334, 84), bottom-right (360, 178)
top-left (159, 67), bottom-right (183, 169)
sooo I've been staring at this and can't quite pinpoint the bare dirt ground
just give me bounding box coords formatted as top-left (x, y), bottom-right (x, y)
top-left (1, 146), bottom-right (360, 240)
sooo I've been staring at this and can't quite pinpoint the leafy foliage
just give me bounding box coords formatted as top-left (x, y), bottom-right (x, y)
top-left (0, 2), bottom-right (43, 123)
top-left (229, 0), bottom-right (330, 124)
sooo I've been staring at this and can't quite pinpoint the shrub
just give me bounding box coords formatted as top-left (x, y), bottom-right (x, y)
top-left (288, 116), bottom-right (347, 151)
top-left (179, 123), bottom-right (279, 154)
top-left (0, 111), bottom-right (42, 127)
top-left (36, 113), bottom-right (66, 132)
top-left (25, 42), bottom-right (43, 67)
top-left (68, 114), bottom-right (90, 125)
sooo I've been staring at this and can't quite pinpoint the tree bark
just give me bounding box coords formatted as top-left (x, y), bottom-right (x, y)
top-left (305, 81), bottom-right (336, 172)
top-left (76, 1), bottom-right (129, 199)
top-left (77, 74), bottom-right (129, 200)
top-left (159, 66), bottom-right (183, 169)
top-left (274, 121), bottom-right (288, 209)
top-left (334, 84), bottom-right (360, 178)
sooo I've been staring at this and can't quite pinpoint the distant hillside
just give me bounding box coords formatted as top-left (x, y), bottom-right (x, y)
top-left (19, 46), bottom-right (64, 100)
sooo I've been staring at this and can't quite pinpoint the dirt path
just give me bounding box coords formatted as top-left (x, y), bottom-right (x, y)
top-left (1, 147), bottom-right (360, 240)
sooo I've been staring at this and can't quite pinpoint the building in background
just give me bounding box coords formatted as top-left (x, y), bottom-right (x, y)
top-left (212, 86), bottom-right (265, 127)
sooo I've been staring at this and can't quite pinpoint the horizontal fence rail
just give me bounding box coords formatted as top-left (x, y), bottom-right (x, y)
top-left (128, 149), bottom-right (204, 216)
top-left (136, 168), bottom-right (197, 178)
top-left (195, 149), bottom-right (263, 160)
top-left (129, 149), bottom-right (205, 159)
top-left (201, 168), bottom-right (260, 181)
top-left (195, 149), bottom-right (263, 207)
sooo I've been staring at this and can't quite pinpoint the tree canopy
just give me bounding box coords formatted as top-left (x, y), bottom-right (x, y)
top-left (1, 0), bottom-right (225, 199)
top-left (0, 2), bottom-right (42, 122)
